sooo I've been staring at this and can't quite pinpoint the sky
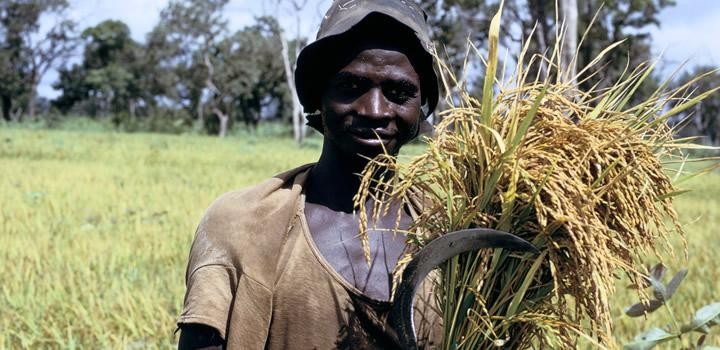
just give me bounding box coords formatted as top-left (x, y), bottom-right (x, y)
top-left (36, 0), bottom-right (720, 98)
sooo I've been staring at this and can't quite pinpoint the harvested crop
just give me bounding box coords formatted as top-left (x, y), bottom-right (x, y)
top-left (354, 5), bottom-right (718, 349)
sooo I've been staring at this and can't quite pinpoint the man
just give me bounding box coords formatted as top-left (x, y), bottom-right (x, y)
top-left (177, 1), bottom-right (440, 348)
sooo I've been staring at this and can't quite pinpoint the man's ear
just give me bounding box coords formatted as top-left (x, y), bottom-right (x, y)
top-left (421, 102), bottom-right (430, 117)
top-left (306, 112), bottom-right (324, 134)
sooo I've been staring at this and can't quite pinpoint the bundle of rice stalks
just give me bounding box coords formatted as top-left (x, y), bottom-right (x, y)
top-left (354, 5), bottom-right (719, 349)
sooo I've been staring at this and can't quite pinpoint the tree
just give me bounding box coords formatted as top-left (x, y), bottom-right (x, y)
top-left (417, 0), bottom-right (674, 100)
top-left (147, 0), bottom-right (300, 137)
top-left (559, 0), bottom-right (578, 82)
top-left (0, 18), bottom-right (28, 121)
top-left (573, 0), bottom-right (673, 96)
top-left (273, 0), bottom-right (312, 143)
top-left (200, 16), bottom-right (290, 136)
top-left (0, 0), bottom-right (77, 121)
top-left (51, 64), bottom-right (87, 114)
top-left (53, 20), bottom-right (145, 117)
top-left (516, 0), bottom-right (674, 95)
top-left (418, 0), bottom-right (498, 78)
top-left (672, 66), bottom-right (720, 146)
top-left (148, 0), bottom-right (230, 134)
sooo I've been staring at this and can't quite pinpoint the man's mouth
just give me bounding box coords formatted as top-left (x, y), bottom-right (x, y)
top-left (348, 127), bottom-right (396, 140)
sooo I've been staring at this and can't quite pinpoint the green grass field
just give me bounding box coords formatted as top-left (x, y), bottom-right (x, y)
top-left (1, 127), bottom-right (718, 349)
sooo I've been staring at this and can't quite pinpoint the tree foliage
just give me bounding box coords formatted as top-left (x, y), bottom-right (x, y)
top-left (53, 20), bottom-right (144, 116)
top-left (202, 16), bottom-right (289, 135)
top-left (51, 1), bottom-right (288, 136)
top-left (672, 66), bottom-right (720, 146)
top-left (6, 0), bottom-right (715, 144)
top-left (0, 0), bottom-right (77, 121)
top-left (147, 0), bottom-right (229, 128)
top-left (419, 0), bottom-right (675, 99)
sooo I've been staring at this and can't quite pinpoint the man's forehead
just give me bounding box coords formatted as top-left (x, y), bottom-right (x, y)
top-left (336, 49), bottom-right (421, 83)
top-left (352, 48), bottom-right (413, 64)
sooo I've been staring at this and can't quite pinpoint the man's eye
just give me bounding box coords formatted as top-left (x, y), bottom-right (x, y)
top-left (337, 81), bottom-right (360, 91)
top-left (385, 87), bottom-right (416, 103)
top-left (338, 81), bottom-right (360, 90)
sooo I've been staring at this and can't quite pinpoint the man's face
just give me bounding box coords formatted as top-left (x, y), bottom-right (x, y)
top-left (320, 48), bottom-right (422, 158)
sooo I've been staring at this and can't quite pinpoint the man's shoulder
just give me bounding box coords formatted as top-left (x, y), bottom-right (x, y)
top-left (188, 163), bottom-right (314, 284)
top-left (194, 163), bottom-right (314, 254)
top-left (203, 163), bottom-right (314, 221)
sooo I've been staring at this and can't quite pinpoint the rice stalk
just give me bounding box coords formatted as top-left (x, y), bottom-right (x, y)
top-left (354, 5), bottom-right (719, 349)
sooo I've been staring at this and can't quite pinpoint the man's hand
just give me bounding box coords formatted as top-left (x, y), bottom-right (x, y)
top-left (178, 324), bottom-right (224, 350)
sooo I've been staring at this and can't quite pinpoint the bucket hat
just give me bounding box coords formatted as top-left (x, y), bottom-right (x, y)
top-left (295, 0), bottom-right (439, 126)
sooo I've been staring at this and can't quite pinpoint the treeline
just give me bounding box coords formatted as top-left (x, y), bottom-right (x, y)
top-left (1, 0), bottom-right (718, 143)
top-left (1, 0), bottom-right (293, 136)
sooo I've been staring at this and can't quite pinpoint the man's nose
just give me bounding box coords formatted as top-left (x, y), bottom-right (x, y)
top-left (356, 88), bottom-right (392, 119)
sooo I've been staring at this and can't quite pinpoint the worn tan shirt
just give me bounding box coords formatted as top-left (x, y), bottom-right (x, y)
top-left (178, 164), bottom-right (440, 349)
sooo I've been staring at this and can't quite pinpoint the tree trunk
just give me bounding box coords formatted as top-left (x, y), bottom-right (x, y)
top-left (10, 106), bottom-right (23, 122)
top-left (694, 102), bottom-right (705, 143)
top-left (528, 0), bottom-right (549, 80)
top-left (129, 99), bottom-right (137, 118)
top-left (560, 0), bottom-right (578, 83)
top-left (203, 53), bottom-right (230, 137)
top-left (213, 107), bottom-right (229, 138)
top-left (27, 83), bottom-right (38, 121)
top-left (280, 30), bottom-right (304, 144)
top-left (196, 98), bottom-right (204, 128)
top-left (1, 95), bottom-right (11, 122)
top-left (27, 71), bottom-right (41, 120)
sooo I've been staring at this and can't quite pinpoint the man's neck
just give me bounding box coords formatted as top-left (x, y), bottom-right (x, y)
top-left (306, 141), bottom-right (391, 213)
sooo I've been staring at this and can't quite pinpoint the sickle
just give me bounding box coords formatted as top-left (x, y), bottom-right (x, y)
top-left (387, 228), bottom-right (538, 349)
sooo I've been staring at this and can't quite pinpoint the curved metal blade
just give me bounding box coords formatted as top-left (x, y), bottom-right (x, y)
top-left (387, 228), bottom-right (538, 350)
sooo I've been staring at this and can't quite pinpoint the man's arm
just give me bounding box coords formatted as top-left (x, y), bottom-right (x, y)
top-left (178, 324), bottom-right (224, 350)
